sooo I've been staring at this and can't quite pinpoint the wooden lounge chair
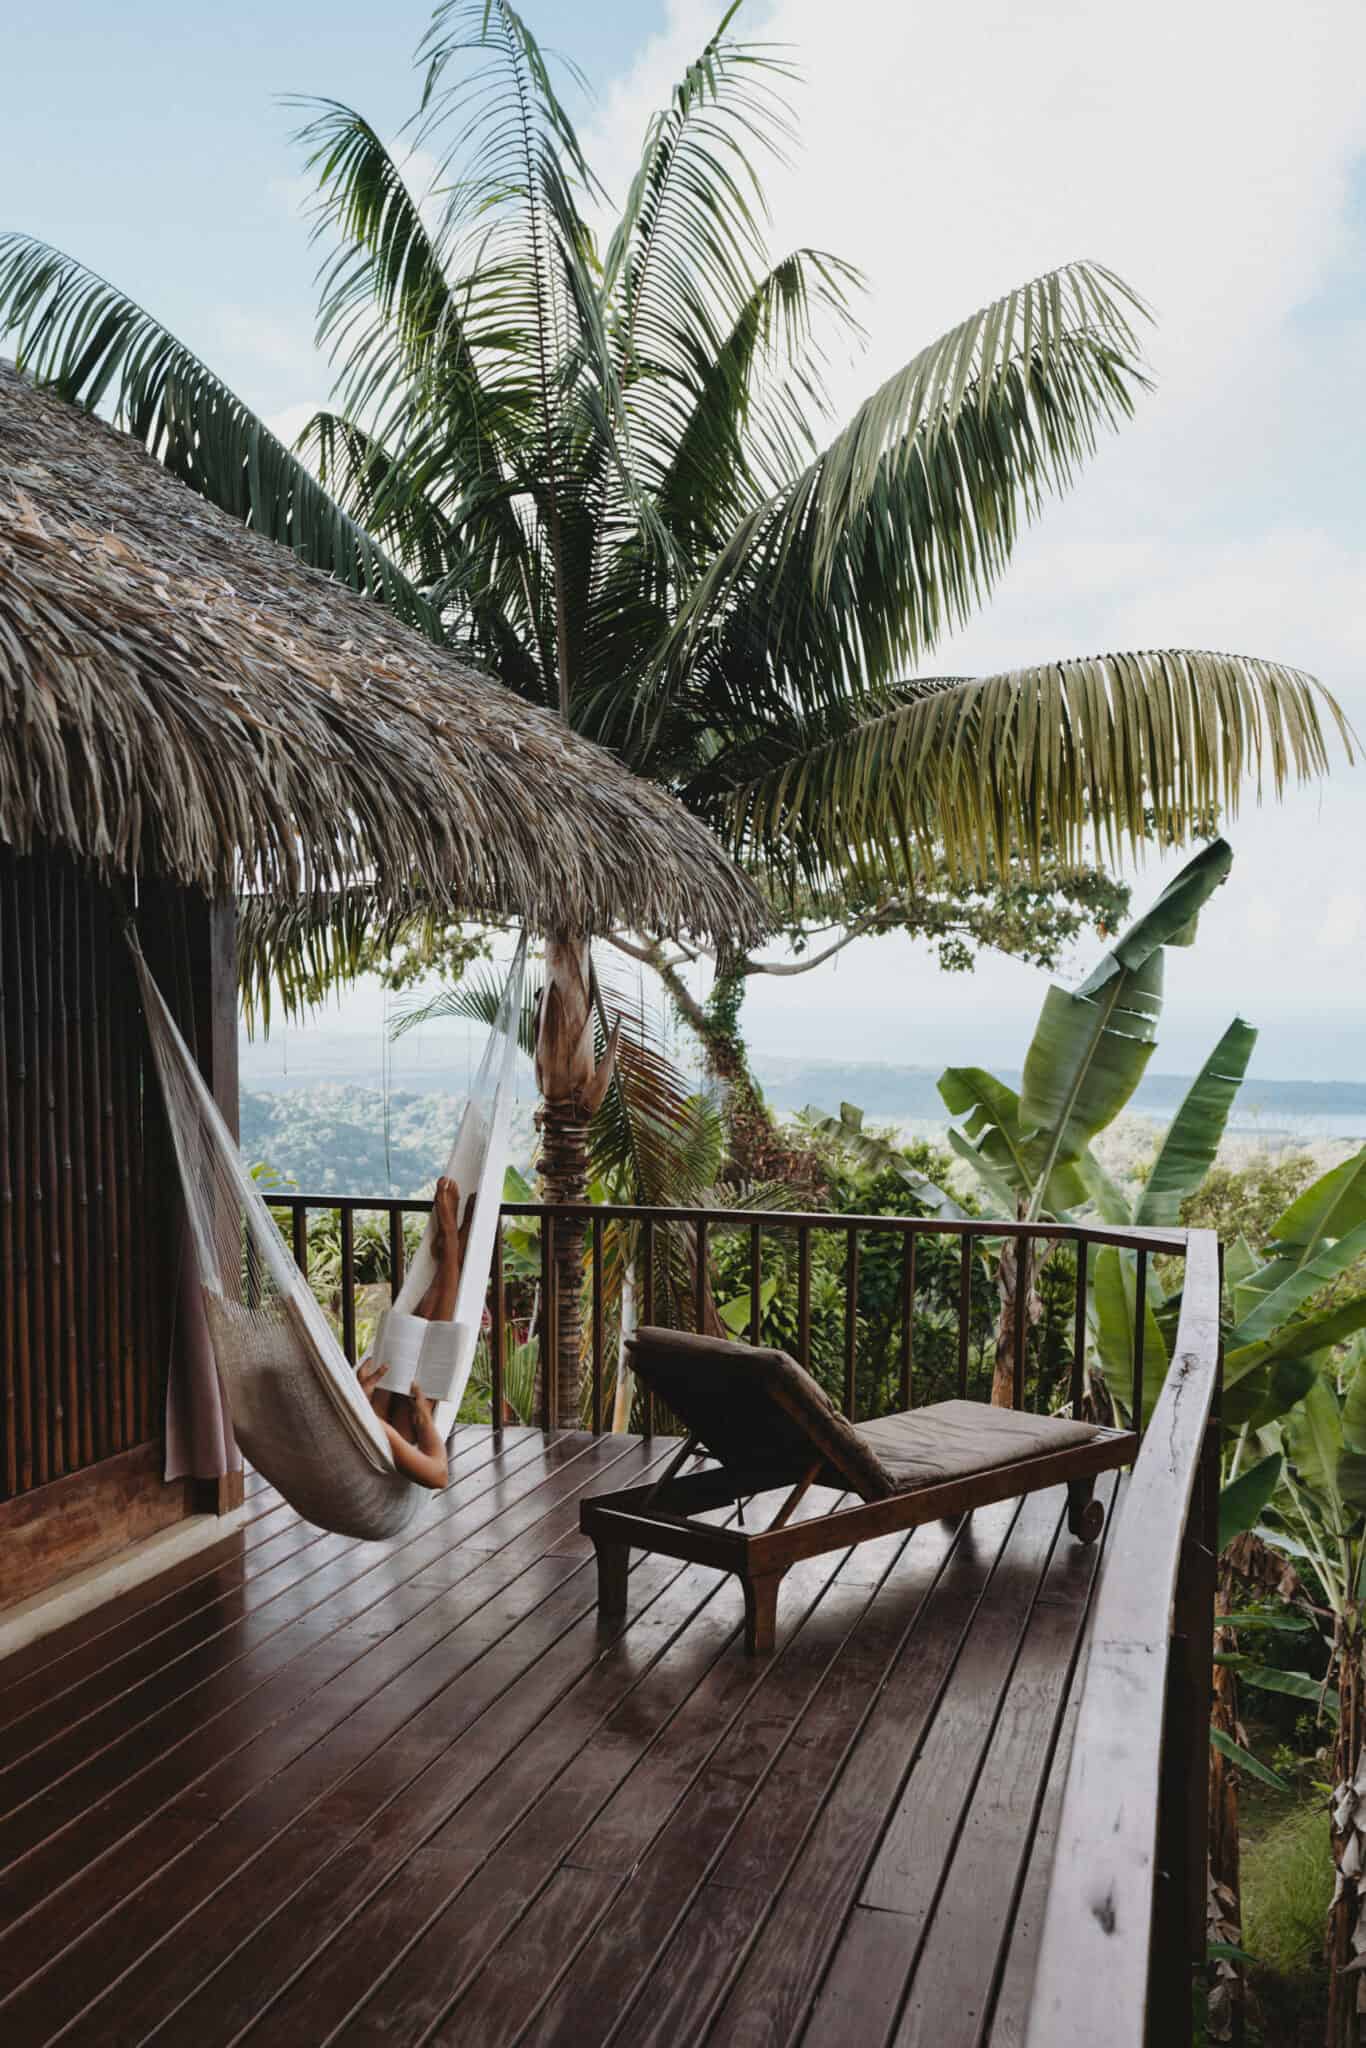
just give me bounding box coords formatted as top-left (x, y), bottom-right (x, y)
top-left (581, 1327), bottom-right (1137, 1654)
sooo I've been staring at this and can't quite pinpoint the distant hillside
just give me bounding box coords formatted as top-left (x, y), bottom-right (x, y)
top-left (240, 1085), bottom-right (539, 1196)
top-left (238, 1055), bottom-right (1366, 1197)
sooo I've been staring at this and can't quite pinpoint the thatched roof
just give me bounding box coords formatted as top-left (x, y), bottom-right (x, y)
top-left (0, 362), bottom-right (765, 943)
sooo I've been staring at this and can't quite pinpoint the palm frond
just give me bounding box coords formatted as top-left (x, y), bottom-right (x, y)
top-left (391, 955), bottom-right (540, 1057)
top-left (733, 649), bottom-right (1353, 885)
top-left (655, 247), bottom-right (863, 549)
top-left (237, 891), bottom-right (472, 1035)
top-left (0, 235), bottom-right (436, 633)
top-left (606, 14), bottom-right (800, 446)
top-left (651, 262), bottom-right (1151, 709)
top-left (589, 961), bottom-right (723, 1207)
top-left (411, 2), bottom-right (607, 714)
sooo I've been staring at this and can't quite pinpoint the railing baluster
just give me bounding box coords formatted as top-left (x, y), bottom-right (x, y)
top-left (339, 1205), bottom-right (356, 1364)
top-left (1132, 1247), bottom-right (1148, 1435)
top-left (797, 1224), bottom-right (812, 1371)
top-left (844, 1226), bottom-right (859, 1419)
top-left (490, 1218), bottom-right (505, 1433)
top-left (641, 1217), bottom-right (655, 1435)
top-left (291, 1202), bottom-right (308, 1278)
top-left (1071, 1238), bottom-right (1089, 1419)
top-left (591, 1212), bottom-right (604, 1435)
top-left (694, 1216), bottom-right (708, 1334)
top-left (957, 1235), bottom-right (972, 1397)
top-left (748, 1221), bottom-right (762, 1347)
top-left (388, 1206), bottom-right (405, 1299)
top-left (1013, 1230), bottom-right (1029, 1411)
top-left (900, 1229), bottom-right (916, 1411)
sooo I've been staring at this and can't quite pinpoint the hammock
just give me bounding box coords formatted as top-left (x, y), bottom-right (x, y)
top-left (131, 933), bottom-right (527, 1540)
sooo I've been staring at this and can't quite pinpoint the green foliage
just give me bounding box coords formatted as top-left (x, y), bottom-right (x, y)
top-left (710, 1117), bottom-right (1003, 1416)
top-left (1242, 1801), bottom-right (1334, 1982)
top-left (242, 1085), bottom-right (534, 1197)
top-left (1180, 1152), bottom-right (1318, 1251)
top-left (939, 841), bottom-right (1234, 1227)
top-left (1218, 1454), bottom-right (1285, 1550)
top-left (1134, 1019), bottom-right (1259, 1228)
top-left (1209, 1726), bottom-right (1289, 1793)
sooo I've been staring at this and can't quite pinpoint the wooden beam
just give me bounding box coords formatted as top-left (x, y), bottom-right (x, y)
top-left (1023, 1228), bottom-right (1221, 2048)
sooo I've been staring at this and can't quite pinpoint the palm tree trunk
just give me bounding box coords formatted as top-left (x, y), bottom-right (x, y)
top-left (534, 932), bottom-right (616, 1426)
top-left (1329, 1609), bottom-right (1366, 2048)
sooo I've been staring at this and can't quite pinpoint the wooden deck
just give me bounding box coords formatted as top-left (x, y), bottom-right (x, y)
top-left (0, 1425), bottom-right (1121, 2048)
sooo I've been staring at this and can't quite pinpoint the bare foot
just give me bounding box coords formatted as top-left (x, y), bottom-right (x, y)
top-left (434, 1176), bottom-right (462, 1248)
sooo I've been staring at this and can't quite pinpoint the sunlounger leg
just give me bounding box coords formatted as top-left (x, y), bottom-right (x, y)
top-left (594, 1537), bottom-right (631, 1620)
top-left (742, 1569), bottom-right (784, 1656)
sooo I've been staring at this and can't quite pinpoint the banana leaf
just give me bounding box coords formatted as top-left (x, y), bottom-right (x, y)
top-left (938, 1065), bottom-right (1086, 1216)
top-left (1220, 1660), bottom-right (1338, 1721)
top-left (1093, 1244), bottom-right (1169, 1425)
top-left (803, 1102), bottom-right (965, 1219)
top-left (1226, 1294), bottom-right (1366, 1384)
top-left (1220, 1356), bottom-right (1317, 1432)
top-left (1135, 1017), bottom-right (1258, 1227)
top-left (1209, 1726), bottom-right (1290, 1792)
top-left (1286, 1376), bottom-right (1346, 1531)
top-left (1019, 840), bottom-right (1233, 1192)
top-left (1218, 1452), bottom-right (1284, 1551)
top-left (1075, 1147), bottom-right (1133, 1227)
top-left (1230, 1218), bottom-right (1366, 1348)
top-left (1272, 1144), bottom-right (1366, 1256)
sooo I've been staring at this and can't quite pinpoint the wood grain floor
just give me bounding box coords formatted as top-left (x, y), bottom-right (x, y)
top-left (0, 1427), bottom-right (1117, 2047)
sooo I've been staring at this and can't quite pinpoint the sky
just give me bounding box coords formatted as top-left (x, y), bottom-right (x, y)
top-left (6, 0), bottom-right (1366, 1087)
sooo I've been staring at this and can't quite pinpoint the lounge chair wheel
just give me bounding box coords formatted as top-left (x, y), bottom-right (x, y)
top-left (1067, 1481), bottom-right (1104, 1545)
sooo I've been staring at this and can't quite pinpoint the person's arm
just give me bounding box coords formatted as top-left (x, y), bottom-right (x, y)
top-left (357, 1361), bottom-right (449, 1490)
top-left (384, 1383), bottom-right (448, 1490)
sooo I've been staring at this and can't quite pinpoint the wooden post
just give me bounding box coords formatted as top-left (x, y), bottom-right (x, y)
top-left (172, 891), bottom-right (244, 1516)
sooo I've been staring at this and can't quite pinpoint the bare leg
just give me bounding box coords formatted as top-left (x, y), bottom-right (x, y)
top-left (413, 1176), bottom-right (469, 1323)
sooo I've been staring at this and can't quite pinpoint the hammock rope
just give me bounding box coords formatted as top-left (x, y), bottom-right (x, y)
top-left (130, 931), bottom-right (527, 1540)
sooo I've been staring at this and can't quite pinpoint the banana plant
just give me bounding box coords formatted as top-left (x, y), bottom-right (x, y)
top-left (938, 839), bottom-right (1235, 1402)
top-left (939, 839), bottom-right (1234, 1220)
top-left (1249, 1350), bottom-right (1366, 2044)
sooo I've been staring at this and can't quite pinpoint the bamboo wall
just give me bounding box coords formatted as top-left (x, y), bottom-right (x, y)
top-left (0, 848), bottom-right (173, 1504)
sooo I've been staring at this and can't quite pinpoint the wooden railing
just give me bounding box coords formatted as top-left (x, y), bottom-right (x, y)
top-left (1024, 1225), bottom-right (1222, 2048)
top-left (264, 1192), bottom-right (1192, 1436)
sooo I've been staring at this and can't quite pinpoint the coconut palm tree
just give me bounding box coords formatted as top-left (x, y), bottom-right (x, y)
top-left (0, 1), bottom-right (1347, 1395)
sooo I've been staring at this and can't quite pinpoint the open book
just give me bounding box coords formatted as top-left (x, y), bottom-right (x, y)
top-left (369, 1309), bottom-right (472, 1403)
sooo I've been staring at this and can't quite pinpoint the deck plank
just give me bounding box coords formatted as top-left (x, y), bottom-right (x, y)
top-left (0, 1431), bottom-right (494, 1723)
top-left (0, 1438), bottom-right (1124, 2048)
top-left (0, 1435), bottom-right (667, 2036)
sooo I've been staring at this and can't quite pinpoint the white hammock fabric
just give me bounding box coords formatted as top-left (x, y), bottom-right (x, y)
top-left (131, 933), bottom-right (527, 1541)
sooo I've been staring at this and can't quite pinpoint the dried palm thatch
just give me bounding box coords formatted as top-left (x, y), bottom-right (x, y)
top-left (0, 361), bottom-right (765, 944)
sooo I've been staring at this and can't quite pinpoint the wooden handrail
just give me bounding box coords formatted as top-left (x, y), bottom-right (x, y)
top-left (267, 1193), bottom-right (1189, 1259)
top-left (1023, 1226), bottom-right (1221, 2048)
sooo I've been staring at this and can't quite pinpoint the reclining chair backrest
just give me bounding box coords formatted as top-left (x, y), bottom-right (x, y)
top-left (626, 1327), bottom-right (897, 1500)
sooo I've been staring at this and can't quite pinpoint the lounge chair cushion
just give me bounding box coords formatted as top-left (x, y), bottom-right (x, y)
top-left (627, 1327), bottom-right (897, 1498)
top-left (857, 1400), bottom-right (1103, 1492)
top-left (627, 1329), bottom-right (1106, 1505)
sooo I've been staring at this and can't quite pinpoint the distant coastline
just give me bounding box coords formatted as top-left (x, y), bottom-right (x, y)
top-left (239, 1043), bottom-right (1366, 1197)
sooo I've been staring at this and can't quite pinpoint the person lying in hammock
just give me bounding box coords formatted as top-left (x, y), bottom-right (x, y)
top-left (357, 1175), bottom-right (471, 1491)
